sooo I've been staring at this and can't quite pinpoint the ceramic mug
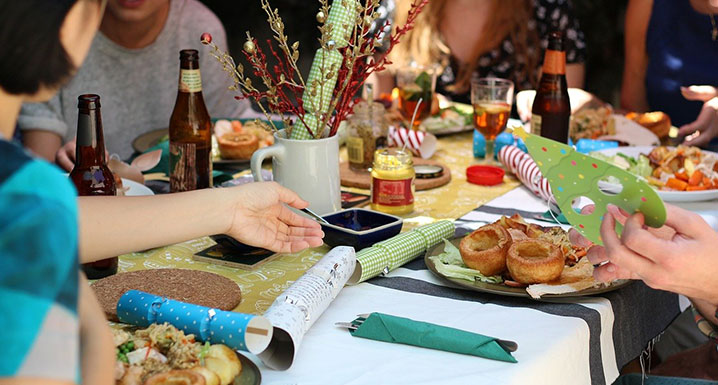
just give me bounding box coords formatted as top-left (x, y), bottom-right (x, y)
top-left (251, 130), bottom-right (341, 215)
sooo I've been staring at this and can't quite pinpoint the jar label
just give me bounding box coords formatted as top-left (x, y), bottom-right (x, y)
top-left (372, 177), bottom-right (414, 206)
top-left (347, 136), bottom-right (364, 164)
top-left (170, 142), bottom-right (198, 191)
top-left (530, 114), bottom-right (542, 135)
top-left (179, 69), bottom-right (202, 93)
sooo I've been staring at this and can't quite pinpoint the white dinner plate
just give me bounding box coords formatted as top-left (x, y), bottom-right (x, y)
top-left (594, 146), bottom-right (718, 202)
top-left (123, 178), bottom-right (154, 196)
top-left (598, 115), bottom-right (660, 146)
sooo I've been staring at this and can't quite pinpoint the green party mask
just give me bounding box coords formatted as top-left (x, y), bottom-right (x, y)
top-left (513, 127), bottom-right (666, 245)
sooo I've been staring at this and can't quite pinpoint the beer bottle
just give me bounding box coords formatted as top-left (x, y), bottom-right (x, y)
top-left (69, 94), bottom-right (119, 279)
top-left (169, 49), bottom-right (212, 192)
top-left (531, 31), bottom-right (571, 143)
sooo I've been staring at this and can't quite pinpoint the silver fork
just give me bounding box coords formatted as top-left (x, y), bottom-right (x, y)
top-left (335, 314), bottom-right (519, 353)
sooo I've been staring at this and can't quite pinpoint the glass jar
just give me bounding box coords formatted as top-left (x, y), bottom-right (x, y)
top-left (370, 148), bottom-right (415, 215)
top-left (347, 101), bottom-right (388, 171)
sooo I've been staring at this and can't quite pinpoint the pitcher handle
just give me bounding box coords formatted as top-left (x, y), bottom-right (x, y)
top-left (251, 144), bottom-right (284, 182)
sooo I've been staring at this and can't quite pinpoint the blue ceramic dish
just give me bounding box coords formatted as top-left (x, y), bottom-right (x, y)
top-left (321, 208), bottom-right (403, 250)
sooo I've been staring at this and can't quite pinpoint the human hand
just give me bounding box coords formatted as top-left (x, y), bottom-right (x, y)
top-left (678, 96), bottom-right (718, 147)
top-left (225, 182), bottom-right (324, 253)
top-left (56, 139), bottom-right (77, 171)
top-left (515, 90), bottom-right (536, 122)
top-left (587, 204), bottom-right (718, 306)
top-left (681, 85), bottom-right (718, 102)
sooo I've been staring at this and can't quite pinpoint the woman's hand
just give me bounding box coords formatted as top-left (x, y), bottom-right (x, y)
top-left (225, 182), bottom-right (324, 253)
top-left (679, 87), bottom-right (718, 146)
top-left (587, 204), bottom-right (718, 306)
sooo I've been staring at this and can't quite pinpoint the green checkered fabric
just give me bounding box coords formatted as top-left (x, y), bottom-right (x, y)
top-left (352, 220), bottom-right (455, 283)
top-left (294, 0), bottom-right (358, 140)
top-left (326, 0), bottom-right (357, 47)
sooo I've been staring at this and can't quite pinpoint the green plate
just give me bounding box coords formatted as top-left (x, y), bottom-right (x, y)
top-left (424, 236), bottom-right (632, 299)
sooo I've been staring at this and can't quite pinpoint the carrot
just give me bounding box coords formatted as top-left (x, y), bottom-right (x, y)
top-left (686, 185), bottom-right (708, 191)
top-left (231, 120), bottom-right (243, 133)
top-left (666, 178), bottom-right (688, 191)
top-left (674, 170), bottom-right (689, 182)
top-left (703, 177), bottom-right (712, 186)
top-left (688, 170), bottom-right (704, 186)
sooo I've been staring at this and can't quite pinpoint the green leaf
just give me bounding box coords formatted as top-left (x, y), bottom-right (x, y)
top-left (414, 71), bottom-right (432, 92)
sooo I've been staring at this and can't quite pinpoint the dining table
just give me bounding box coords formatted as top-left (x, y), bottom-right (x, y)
top-left (116, 129), bottom-right (715, 385)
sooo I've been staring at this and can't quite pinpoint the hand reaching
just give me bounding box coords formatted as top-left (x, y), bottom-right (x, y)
top-left (226, 182), bottom-right (324, 253)
top-left (56, 138), bottom-right (110, 172)
top-left (679, 87), bottom-right (718, 146)
top-left (587, 204), bottom-right (718, 306)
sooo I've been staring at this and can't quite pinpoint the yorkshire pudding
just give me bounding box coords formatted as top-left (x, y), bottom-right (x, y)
top-left (459, 223), bottom-right (511, 276)
top-left (144, 369), bottom-right (206, 385)
top-left (217, 132), bottom-right (259, 160)
top-left (506, 239), bottom-right (565, 284)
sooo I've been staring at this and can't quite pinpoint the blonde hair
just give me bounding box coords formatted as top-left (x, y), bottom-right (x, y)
top-left (389, 0), bottom-right (540, 93)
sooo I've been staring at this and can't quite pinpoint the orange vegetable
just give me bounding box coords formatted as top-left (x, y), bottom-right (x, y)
top-left (688, 170), bottom-right (704, 186)
top-left (666, 178), bottom-right (688, 191)
top-left (231, 120), bottom-right (243, 133)
top-left (703, 177), bottom-right (712, 186)
top-left (686, 185), bottom-right (708, 191)
top-left (674, 171), bottom-right (689, 182)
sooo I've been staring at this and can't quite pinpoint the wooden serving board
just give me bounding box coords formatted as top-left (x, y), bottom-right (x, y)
top-left (340, 158), bottom-right (451, 191)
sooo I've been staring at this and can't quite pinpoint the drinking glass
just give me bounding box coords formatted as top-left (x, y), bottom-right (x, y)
top-left (396, 65), bottom-right (437, 130)
top-left (471, 77), bottom-right (514, 163)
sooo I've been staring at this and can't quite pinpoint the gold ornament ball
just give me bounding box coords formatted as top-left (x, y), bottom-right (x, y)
top-left (243, 40), bottom-right (256, 54)
top-left (316, 11), bottom-right (326, 23)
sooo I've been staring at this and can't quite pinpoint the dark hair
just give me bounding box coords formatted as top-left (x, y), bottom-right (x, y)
top-left (0, 0), bottom-right (77, 95)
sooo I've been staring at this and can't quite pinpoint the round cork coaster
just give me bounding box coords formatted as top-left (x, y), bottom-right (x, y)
top-left (92, 269), bottom-right (241, 322)
top-left (340, 158), bottom-right (451, 190)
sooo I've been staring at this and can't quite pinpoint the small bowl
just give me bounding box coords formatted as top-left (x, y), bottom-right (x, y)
top-left (321, 208), bottom-right (403, 250)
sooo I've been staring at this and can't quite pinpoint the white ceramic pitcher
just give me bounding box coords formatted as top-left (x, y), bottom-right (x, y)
top-left (251, 130), bottom-right (341, 215)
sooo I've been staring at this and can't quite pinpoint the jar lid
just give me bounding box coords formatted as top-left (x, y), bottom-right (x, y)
top-left (466, 165), bottom-right (505, 186)
top-left (414, 164), bottom-right (443, 179)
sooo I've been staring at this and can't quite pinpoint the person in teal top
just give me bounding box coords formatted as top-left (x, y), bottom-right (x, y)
top-left (0, 1), bottom-right (324, 383)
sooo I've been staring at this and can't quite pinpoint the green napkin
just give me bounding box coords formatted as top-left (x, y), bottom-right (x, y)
top-left (350, 313), bottom-right (517, 363)
top-left (351, 220), bottom-right (455, 283)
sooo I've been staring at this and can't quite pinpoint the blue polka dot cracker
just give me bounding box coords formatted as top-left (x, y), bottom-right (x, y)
top-left (512, 127), bottom-right (666, 245)
top-left (117, 290), bottom-right (273, 354)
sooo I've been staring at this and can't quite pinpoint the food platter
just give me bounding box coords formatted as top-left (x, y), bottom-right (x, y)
top-left (594, 146), bottom-right (718, 202)
top-left (424, 236), bottom-right (631, 299)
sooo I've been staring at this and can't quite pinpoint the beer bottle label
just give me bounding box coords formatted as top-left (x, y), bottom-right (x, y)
top-left (542, 50), bottom-right (566, 75)
top-left (347, 136), bottom-right (364, 163)
top-left (169, 142), bottom-right (198, 191)
top-left (179, 69), bottom-right (202, 93)
top-left (531, 114), bottom-right (542, 135)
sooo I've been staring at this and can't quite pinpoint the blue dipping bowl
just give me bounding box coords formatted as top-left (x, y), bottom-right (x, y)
top-left (320, 208), bottom-right (403, 250)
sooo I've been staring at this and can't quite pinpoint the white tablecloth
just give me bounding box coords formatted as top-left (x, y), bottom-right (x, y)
top-left (250, 186), bottom-right (693, 385)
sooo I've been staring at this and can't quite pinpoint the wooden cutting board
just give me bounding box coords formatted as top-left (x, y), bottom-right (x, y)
top-left (340, 158), bottom-right (451, 190)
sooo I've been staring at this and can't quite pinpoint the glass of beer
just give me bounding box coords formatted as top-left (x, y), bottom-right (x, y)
top-left (471, 77), bottom-right (514, 163)
top-left (396, 65), bottom-right (437, 130)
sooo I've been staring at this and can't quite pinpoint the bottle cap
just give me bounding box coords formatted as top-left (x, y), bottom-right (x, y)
top-left (414, 164), bottom-right (443, 179)
top-left (466, 165), bottom-right (505, 186)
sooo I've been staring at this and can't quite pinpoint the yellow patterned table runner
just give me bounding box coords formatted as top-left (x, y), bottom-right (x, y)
top-left (117, 131), bottom-right (519, 315)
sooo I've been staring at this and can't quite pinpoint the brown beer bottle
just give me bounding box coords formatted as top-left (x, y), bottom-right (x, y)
top-left (69, 94), bottom-right (119, 279)
top-left (169, 49), bottom-right (212, 192)
top-left (531, 31), bottom-right (571, 143)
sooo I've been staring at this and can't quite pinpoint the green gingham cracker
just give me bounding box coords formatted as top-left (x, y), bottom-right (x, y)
top-left (350, 220), bottom-right (455, 284)
top-left (294, 0), bottom-right (358, 140)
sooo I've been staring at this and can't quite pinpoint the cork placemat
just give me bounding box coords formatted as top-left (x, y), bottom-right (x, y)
top-left (340, 158), bottom-right (452, 190)
top-left (92, 269), bottom-right (242, 321)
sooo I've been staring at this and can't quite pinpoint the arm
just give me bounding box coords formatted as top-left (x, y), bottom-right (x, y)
top-left (21, 130), bottom-right (63, 163)
top-left (78, 182), bottom-right (324, 262)
top-left (78, 274), bottom-right (114, 385)
top-left (565, 63), bottom-right (585, 89)
top-left (620, 0), bottom-right (653, 112)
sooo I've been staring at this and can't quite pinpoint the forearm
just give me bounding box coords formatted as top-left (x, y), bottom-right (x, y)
top-left (78, 188), bottom-right (232, 262)
top-left (565, 63), bottom-right (585, 89)
top-left (21, 130), bottom-right (62, 163)
top-left (79, 274), bottom-right (114, 385)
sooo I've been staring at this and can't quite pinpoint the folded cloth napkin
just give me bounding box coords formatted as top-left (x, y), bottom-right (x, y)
top-left (349, 312), bottom-right (517, 363)
top-left (117, 290), bottom-right (273, 354)
top-left (348, 220), bottom-right (455, 284)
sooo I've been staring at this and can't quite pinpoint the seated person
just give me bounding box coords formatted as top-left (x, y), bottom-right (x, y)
top-left (373, 0), bottom-right (587, 103)
top-left (18, 0), bottom-right (250, 165)
top-left (0, 1), bottom-right (323, 383)
top-left (622, 0), bottom-right (718, 147)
